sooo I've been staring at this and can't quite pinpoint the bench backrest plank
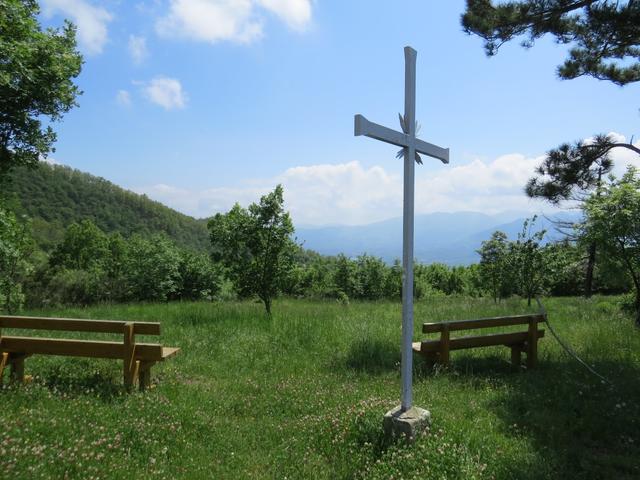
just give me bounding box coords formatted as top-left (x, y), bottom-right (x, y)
top-left (0, 316), bottom-right (160, 335)
top-left (422, 314), bottom-right (545, 333)
top-left (419, 330), bottom-right (545, 352)
top-left (0, 336), bottom-right (164, 361)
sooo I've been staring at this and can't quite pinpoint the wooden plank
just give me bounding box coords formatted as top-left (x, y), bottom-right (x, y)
top-left (511, 345), bottom-right (522, 367)
top-left (138, 361), bottom-right (155, 391)
top-left (123, 323), bottom-right (136, 389)
top-left (10, 355), bottom-right (25, 383)
top-left (422, 314), bottom-right (545, 333)
top-left (419, 330), bottom-right (545, 353)
top-left (440, 324), bottom-right (450, 365)
top-left (0, 316), bottom-right (160, 335)
top-left (0, 352), bottom-right (8, 384)
top-left (0, 336), bottom-right (164, 361)
top-left (527, 318), bottom-right (538, 368)
top-left (161, 347), bottom-right (180, 360)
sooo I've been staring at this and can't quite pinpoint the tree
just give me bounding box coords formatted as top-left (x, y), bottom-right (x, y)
top-left (477, 231), bottom-right (511, 303)
top-left (462, 1), bottom-right (640, 295)
top-left (510, 216), bottom-right (547, 306)
top-left (49, 219), bottom-right (109, 271)
top-left (123, 235), bottom-right (181, 302)
top-left (0, 207), bottom-right (32, 312)
top-left (208, 185), bottom-right (296, 314)
top-left (462, 0), bottom-right (640, 85)
top-left (525, 135), bottom-right (617, 296)
top-left (582, 167), bottom-right (640, 326)
top-left (1, 0), bottom-right (83, 177)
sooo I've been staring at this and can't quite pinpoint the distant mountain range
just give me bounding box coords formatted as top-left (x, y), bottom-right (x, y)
top-left (5, 162), bottom-right (579, 264)
top-left (296, 211), bottom-right (580, 265)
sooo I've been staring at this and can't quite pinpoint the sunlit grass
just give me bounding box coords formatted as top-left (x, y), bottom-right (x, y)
top-left (1, 296), bottom-right (639, 479)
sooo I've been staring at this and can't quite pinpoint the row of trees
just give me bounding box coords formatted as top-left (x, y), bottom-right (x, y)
top-left (0, 217), bottom-right (221, 311)
top-left (1, 175), bottom-right (638, 324)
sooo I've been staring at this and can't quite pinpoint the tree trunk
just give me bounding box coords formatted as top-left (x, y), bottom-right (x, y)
top-left (263, 296), bottom-right (272, 315)
top-left (584, 242), bottom-right (596, 298)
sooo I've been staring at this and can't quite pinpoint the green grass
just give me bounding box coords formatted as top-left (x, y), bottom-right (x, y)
top-left (1, 297), bottom-right (639, 479)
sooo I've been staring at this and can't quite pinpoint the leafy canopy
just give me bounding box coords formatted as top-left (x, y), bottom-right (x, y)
top-left (462, 0), bottom-right (640, 85)
top-left (0, 207), bottom-right (32, 312)
top-left (526, 134), bottom-right (618, 204)
top-left (208, 185), bottom-right (296, 314)
top-left (582, 167), bottom-right (640, 324)
top-left (0, 0), bottom-right (83, 176)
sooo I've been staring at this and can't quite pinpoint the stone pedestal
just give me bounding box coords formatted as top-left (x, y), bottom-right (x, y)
top-left (383, 405), bottom-right (431, 442)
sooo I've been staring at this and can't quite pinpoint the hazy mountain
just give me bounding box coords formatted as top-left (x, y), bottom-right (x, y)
top-left (6, 162), bottom-right (579, 264)
top-left (296, 211), bottom-right (580, 265)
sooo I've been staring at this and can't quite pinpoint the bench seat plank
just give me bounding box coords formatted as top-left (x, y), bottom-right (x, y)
top-left (423, 314), bottom-right (545, 333)
top-left (414, 330), bottom-right (545, 353)
top-left (161, 347), bottom-right (180, 360)
top-left (0, 316), bottom-right (160, 335)
top-left (0, 336), bottom-right (166, 361)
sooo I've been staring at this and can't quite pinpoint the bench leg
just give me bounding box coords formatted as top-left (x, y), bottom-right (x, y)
top-left (510, 345), bottom-right (522, 368)
top-left (0, 352), bottom-right (8, 385)
top-left (439, 325), bottom-right (450, 366)
top-left (527, 320), bottom-right (538, 369)
top-left (421, 351), bottom-right (439, 367)
top-left (138, 361), bottom-right (155, 392)
top-left (9, 355), bottom-right (25, 383)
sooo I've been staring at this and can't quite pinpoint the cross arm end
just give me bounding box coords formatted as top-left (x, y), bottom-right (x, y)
top-left (354, 114), bottom-right (367, 137)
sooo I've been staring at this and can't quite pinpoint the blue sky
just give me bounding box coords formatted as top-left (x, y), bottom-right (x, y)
top-left (40, 0), bottom-right (639, 225)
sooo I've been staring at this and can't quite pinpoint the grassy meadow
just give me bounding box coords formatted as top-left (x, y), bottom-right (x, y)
top-left (1, 296), bottom-right (639, 479)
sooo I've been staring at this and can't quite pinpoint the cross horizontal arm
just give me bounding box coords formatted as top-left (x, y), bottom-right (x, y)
top-left (354, 114), bottom-right (449, 164)
top-left (414, 138), bottom-right (449, 164)
top-left (355, 114), bottom-right (409, 148)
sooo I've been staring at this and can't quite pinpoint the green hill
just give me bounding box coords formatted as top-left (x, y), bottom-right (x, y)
top-left (3, 162), bottom-right (210, 252)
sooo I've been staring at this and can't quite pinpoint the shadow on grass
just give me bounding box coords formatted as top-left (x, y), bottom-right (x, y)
top-left (340, 337), bottom-right (401, 374)
top-left (430, 354), bottom-right (640, 479)
top-left (39, 361), bottom-right (125, 401)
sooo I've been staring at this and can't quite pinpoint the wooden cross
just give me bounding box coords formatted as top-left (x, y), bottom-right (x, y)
top-left (354, 46), bottom-right (449, 411)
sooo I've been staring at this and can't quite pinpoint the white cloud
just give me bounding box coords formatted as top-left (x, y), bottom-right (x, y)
top-left (42, 0), bottom-right (113, 55)
top-left (599, 132), bottom-right (640, 177)
top-left (134, 136), bottom-right (640, 225)
top-left (155, 0), bottom-right (312, 44)
top-left (256, 0), bottom-right (311, 30)
top-left (116, 89), bottom-right (132, 107)
top-left (128, 35), bottom-right (149, 64)
top-left (139, 76), bottom-right (187, 110)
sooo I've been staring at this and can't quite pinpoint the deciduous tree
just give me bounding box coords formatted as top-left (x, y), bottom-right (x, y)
top-left (582, 167), bottom-right (640, 326)
top-left (0, 207), bottom-right (32, 312)
top-left (1, 0), bottom-right (83, 177)
top-left (208, 185), bottom-right (296, 314)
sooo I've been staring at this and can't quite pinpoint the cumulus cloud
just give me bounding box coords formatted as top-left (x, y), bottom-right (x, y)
top-left (42, 0), bottom-right (112, 55)
top-left (128, 35), bottom-right (148, 64)
top-left (134, 134), bottom-right (640, 225)
top-left (116, 89), bottom-right (132, 107)
top-left (155, 0), bottom-right (312, 44)
top-left (599, 132), bottom-right (640, 177)
top-left (256, 0), bottom-right (311, 30)
top-left (134, 156), bottom-right (541, 224)
top-left (139, 76), bottom-right (187, 110)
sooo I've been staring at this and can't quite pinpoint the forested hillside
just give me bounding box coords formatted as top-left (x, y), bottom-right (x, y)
top-left (3, 162), bottom-right (210, 252)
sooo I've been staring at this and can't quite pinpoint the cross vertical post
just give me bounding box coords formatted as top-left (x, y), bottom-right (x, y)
top-left (401, 46), bottom-right (416, 411)
top-left (354, 46), bottom-right (450, 434)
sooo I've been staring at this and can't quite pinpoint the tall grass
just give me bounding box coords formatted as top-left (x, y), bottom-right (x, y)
top-left (1, 296), bottom-right (639, 479)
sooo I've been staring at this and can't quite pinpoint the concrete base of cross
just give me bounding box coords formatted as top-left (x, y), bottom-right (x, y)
top-left (383, 405), bottom-right (431, 442)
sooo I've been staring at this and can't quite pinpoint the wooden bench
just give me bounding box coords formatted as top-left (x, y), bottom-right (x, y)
top-left (0, 315), bottom-right (180, 391)
top-left (412, 313), bottom-right (546, 368)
